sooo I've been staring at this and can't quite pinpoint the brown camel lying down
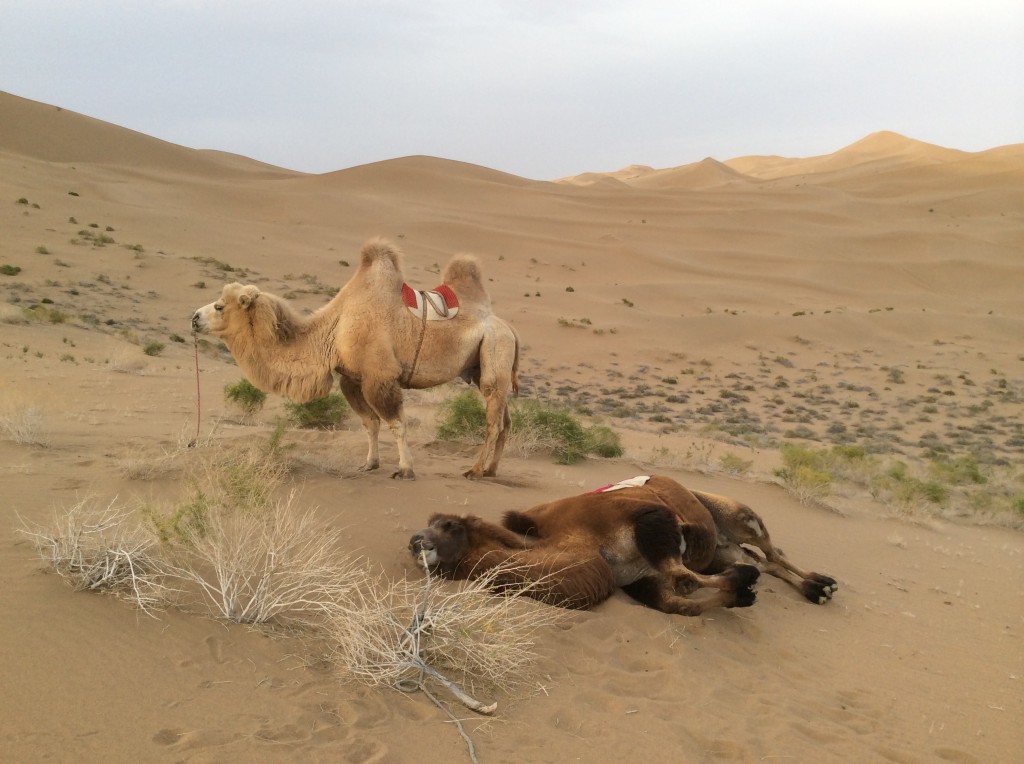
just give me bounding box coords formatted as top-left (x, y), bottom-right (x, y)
top-left (408, 475), bottom-right (838, 616)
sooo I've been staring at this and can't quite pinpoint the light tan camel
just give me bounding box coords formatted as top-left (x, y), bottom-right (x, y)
top-left (409, 475), bottom-right (838, 615)
top-left (191, 239), bottom-right (520, 479)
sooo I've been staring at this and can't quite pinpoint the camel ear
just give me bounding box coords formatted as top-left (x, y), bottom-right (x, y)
top-left (237, 285), bottom-right (260, 309)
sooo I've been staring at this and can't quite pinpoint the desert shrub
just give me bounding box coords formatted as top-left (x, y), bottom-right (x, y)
top-left (143, 341), bottom-right (165, 356)
top-left (436, 391), bottom-right (623, 464)
top-left (25, 304), bottom-right (67, 323)
top-left (511, 399), bottom-right (592, 464)
top-left (285, 392), bottom-right (349, 429)
top-left (436, 388), bottom-right (487, 441)
top-left (328, 559), bottom-right (564, 696)
top-left (169, 491), bottom-right (361, 625)
top-left (928, 454), bottom-right (987, 485)
top-left (719, 452), bottom-right (753, 475)
top-left (774, 442), bottom-right (833, 504)
top-left (141, 425), bottom-right (292, 544)
top-left (224, 378), bottom-right (267, 417)
top-left (0, 405), bottom-right (47, 446)
top-left (0, 264), bottom-right (21, 276)
top-left (19, 497), bottom-right (171, 613)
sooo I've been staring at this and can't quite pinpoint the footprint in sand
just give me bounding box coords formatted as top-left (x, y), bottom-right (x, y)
top-left (152, 728), bottom-right (184, 746)
top-left (204, 634), bottom-right (227, 664)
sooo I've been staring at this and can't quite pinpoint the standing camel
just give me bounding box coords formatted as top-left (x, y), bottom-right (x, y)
top-left (191, 239), bottom-right (520, 479)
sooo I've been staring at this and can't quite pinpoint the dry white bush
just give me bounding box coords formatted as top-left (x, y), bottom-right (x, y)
top-left (169, 491), bottom-right (363, 626)
top-left (0, 405), bottom-right (47, 446)
top-left (328, 558), bottom-right (565, 711)
top-left (18, 497), bottom-right (171, 613)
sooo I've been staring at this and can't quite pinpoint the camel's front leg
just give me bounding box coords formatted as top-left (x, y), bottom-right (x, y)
top-left (338, 375), bottom-right (381, 473)
top-left (384, 416), bottom-right (415, 480)
top-left (361, 375), bottom-right (415, 480)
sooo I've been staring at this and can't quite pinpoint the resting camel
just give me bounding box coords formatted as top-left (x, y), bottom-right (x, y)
top-left (191, 239), bottom-right (520, 479)
top-left (408, 475), bottom-right (837, 616)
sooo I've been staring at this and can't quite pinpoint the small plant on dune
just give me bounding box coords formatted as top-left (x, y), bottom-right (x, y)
top-left (142, 341), bottom-right (165, 357)
top-left (141, 424), bottom-right (292, 543)
top-left (719, 452), bottom-right (754, 475)
top-left (928, 454), bottom-right (987, 486)
top-left (285, 392), bottom-right (349, 429)
top-left (870, 461), bottom-right (951, 512)
top-left (774, 442), bottom-right (833, 506)
top-left (224, 378), bottom-right (267, 418)
top-left (1, 264), bottom-right (23, 276)
top-left (24, 304), bottom-right (67, 324)
top-left (0, 405), bottom-right (47, 446)
top-left (19, 497), bottom-right (171, 614)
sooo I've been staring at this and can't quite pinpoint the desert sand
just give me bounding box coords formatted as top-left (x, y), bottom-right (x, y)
top-left (1, 91), bottom-right (1022, 763)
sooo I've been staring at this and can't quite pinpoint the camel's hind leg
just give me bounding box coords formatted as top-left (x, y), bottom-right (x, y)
top-left (628, 506), bottom-right (759, 616)
top-left (694, 491), bottom-right (838, 604)
top-left (464, 323), bottom-right (517, 479)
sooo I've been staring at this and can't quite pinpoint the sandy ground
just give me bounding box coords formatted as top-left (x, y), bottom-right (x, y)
top-left (1, 91), bottom-right (1022, 763)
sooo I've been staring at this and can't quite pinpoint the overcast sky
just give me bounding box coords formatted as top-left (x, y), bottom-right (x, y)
top-left (3, 1), bottom-right (1022, 179)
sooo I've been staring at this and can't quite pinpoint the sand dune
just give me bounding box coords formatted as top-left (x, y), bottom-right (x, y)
top-left (1, 91), bottom-right (1022, 763)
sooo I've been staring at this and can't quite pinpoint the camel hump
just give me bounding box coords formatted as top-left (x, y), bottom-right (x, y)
top-left (441, 254), bottom-right (489, 306)
top-left (359, 238), bottom-right (403, 272)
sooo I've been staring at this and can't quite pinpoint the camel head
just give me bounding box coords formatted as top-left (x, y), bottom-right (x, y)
top-left (408, 513), bottom-right (474, 572)
top-left (191, 282), bottom-right (261, 337)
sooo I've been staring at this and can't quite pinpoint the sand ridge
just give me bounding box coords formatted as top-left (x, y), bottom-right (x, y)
top-left (1, 91), bottom-right (1022, 762)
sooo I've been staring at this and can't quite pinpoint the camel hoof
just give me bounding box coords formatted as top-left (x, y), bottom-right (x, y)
top-left (804, 573), bottom-right (838, 604)
top-left (462, 469), bottom-right (483, 480)
top-left (731, 564), bottom-right (760, 589)
top-left (357, 462), bottom-right (380, 473)
top-left (391, 469), bottom-right (416, 480)
top-left (733, 587), bottom-right (757, 608)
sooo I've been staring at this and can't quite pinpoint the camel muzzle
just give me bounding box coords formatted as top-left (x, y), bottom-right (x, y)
top-left (408, 532), bottom-right (432, 556)
top-left (191, 312), bottom-right (201, 331)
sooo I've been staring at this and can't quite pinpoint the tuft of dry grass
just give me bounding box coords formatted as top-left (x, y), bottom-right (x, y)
top-left (18, 497), bottom-right (172, 614)
top-left (0, 404), bottom-right (48, 446)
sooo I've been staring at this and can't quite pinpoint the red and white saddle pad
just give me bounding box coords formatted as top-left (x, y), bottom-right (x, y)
top-left (402, 283), bottom-right (459, 320)
top-left (590, 475), bottom-right (651, 493)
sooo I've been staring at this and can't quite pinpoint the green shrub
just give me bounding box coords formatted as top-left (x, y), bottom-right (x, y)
top-left (143, 341), bottom-right (165, 356)
top-left (436, 389), bottom-right (487, 442)
top-left (774, 442), bottom-right (832, 503)
top-left (1, 264), bottom-right (22, 276)
top-left (285, 392), bottom-right (349, 429)
top-left (26, 304), bottom-right (67, 323)
top-left (437, 391), bottom-right (623, 464)
top-left (585, 424), bottom-right (624, 459)
top-left (224, 378), bottom-right (267, 416)
top-left (929, 455), bottom-right (987, 485)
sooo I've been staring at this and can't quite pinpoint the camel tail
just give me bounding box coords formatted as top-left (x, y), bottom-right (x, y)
top-left (511, 325), bottom-right (521, 397)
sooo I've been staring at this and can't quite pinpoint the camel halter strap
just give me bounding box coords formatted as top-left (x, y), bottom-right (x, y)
top-left (403, 298), bottom-right (429, 387)
top-left (189, 330), bottom-right (201, 447)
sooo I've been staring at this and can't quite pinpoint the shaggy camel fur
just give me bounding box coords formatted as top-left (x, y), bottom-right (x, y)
top-left (192, 239), bottom-right (520, 479)
top-left (408, 476), bottom-right (837, 616)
